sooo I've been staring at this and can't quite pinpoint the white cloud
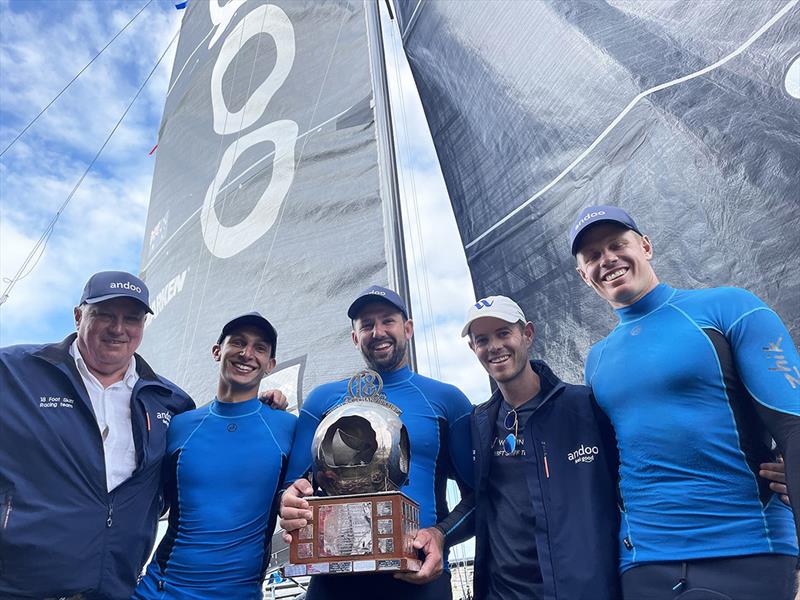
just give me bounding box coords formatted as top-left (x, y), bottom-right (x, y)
top-left (0, 0), bottom-right (181, 345)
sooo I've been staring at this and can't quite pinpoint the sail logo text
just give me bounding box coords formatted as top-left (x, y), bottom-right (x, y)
top-left (145, 269), bottom-right (188, 328)
top-left (568, 445), bottom-right (599, 463)
top-left (574, 210), bottom-right (606, 231)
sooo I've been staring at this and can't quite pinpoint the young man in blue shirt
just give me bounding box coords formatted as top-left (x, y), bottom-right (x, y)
top-left (572, 205), bottom-right (799, 600)
top-left (134, 312), bottom-right (296, 599)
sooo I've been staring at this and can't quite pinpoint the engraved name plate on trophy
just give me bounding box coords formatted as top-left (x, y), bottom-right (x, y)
top-left (283, 370), bottom-right (421, 577)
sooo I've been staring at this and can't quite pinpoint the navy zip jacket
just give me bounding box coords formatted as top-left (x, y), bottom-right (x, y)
top-left (471, 360), bottom-right (621, 600)
top-left (0, 334), bottom-right (194, 599)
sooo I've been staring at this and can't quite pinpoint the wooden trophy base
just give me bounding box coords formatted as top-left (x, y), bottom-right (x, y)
top-left (283, 490), bottom-right (421, 577)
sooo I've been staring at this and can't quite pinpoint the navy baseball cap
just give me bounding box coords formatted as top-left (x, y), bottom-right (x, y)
top-left (570, 205), bottom-right (642, 255)
top-left (217, 312), bottom-right (277, 358)
top-left (80, 271), bottom-right (153, 314)
top-left (347, 285), bottom-right (408, 319)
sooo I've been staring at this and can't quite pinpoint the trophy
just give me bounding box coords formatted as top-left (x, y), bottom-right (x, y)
top-left (283, 370), bottom-right (421, 576)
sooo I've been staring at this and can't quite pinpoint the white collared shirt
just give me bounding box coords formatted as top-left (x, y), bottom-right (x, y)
top-left (70, 340), bottom-right (139, 492)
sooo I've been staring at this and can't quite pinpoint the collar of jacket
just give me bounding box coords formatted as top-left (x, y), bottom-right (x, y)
top-left (473, 360), bottom-right (566, 488)
top-left (475, 359), bottom-right (566, 418)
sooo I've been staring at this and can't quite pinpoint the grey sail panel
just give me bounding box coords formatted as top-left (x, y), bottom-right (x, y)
top-left (396, 0), bottom-right (800, 383)
top-left (140, 0), bottom-right (388, 408)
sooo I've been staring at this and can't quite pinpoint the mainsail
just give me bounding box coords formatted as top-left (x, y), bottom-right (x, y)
top-left (140, 0), bottom-right (404, 407)
top-left (395, 0), bottom-right (800, 383)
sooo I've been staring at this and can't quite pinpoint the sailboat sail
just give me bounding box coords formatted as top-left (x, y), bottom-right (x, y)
top-left (140, 0), bottom-right (396, 407)
top-left (395, 0), bottom-right (800, 382)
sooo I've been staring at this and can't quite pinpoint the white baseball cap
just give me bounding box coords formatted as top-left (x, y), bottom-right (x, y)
top-left (461, 295), bottom-right (526, 337)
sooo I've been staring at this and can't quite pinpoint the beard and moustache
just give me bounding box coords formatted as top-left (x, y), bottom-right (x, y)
top-left (360, 334), bottom-right (408, 372)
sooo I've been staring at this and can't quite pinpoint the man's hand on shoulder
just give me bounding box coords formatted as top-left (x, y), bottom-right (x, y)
top-left (279, 478), bottom-right (313, 543)
top-left (259, 388), bottom-right (288, 410)
top-left (393, 526), bottom-right (444, 585)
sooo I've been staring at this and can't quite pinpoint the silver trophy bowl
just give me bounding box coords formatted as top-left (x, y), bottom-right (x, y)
top-left (312, 400), bottom-right (411, 496)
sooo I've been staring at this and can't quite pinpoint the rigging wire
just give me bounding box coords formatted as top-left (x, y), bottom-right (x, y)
top-left (0, 26), bottom-right (180, 308)
top-left (0, 0), bottom-right (154, 159)
top-left (386, 9), bottom-right (472, 594)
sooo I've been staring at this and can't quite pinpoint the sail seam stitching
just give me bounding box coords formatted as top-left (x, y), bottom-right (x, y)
top-left (463, 0), bottom-right (799, 251)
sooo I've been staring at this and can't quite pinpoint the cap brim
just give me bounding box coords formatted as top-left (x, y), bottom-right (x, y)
top-left (347, 296), bottom-right (406, 319)
top-left (84, 293), bottom-right (153, 314)
top-left (218, 315), bottom-right (278, 349)
top-left (571, 219), bottom-right (637, 255)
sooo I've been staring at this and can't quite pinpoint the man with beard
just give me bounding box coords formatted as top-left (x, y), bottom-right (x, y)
top-left (571, 205), bottom-right (800, 600)
top-left (134, 312), bottom-right (296, 599)
top-left (279, 285), bottom-right (474, 600)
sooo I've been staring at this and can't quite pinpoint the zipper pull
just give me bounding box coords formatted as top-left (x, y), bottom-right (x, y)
top-left (106, 504), bottom-right (113, 528)
top-left (541, 441), bottom-right (550, 479)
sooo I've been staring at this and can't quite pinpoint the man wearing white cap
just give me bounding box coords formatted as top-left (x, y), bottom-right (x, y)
top-left (461, 295), bottom-right (620, 600)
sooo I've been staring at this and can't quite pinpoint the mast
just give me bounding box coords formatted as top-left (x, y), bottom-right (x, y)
top-left (365, 0), bottom-right (417, 370)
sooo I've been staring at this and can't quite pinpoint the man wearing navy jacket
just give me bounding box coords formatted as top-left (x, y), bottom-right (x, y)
top-left (462, 296), bottom-right (621, 600)
top-left (0, 271), bottom-right (195, 599)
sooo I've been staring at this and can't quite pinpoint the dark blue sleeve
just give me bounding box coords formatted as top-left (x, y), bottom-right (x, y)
top-left (722, 291), bottom-right (800, 542)
top-left (447, 388), bottom-right (475, 489)
top-left (433, 385), bottom-right (476, 545)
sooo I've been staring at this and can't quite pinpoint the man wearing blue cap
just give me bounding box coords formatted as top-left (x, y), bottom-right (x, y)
top-left (570, 206), bottom-right (800, 599)
top-left (0, 272), bottom-right (289, 599)
top-left (278, 285), bottom-right (474, 600)
top-left (134, 312), bottom-right (296, 599)
top-left (0, 271), bottom-right (195, 599)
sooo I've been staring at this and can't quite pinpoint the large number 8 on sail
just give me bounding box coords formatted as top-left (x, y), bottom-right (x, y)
top-left (202, 2), bottom-right (299, 259)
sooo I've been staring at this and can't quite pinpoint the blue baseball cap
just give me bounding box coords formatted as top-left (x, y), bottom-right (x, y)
top-left (80, 271), bottom-right (152, 314)
top-left (217, 312), bottom-right (277, 358)
top-left (347, 285), bottom-right (408, 319)
top-left (570, 205), bottom-right (642, 255)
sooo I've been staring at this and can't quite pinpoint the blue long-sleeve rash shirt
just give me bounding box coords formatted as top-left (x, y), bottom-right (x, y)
top-left (285, 365), bottom-right (474, 546)
top-left (585, 283), bottom-right (800, 571)
top-left (134, 397), bottom-right (297, 599)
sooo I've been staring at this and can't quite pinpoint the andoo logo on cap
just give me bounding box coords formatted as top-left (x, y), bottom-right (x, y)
top-left (110, 281), bottom-right (143, 293)
top-left (368, 290), bottom-right (386, 296)
top-left (574, 210), bottom-right (606, 231)
top-left (474, 299), bottom-right (494, 309)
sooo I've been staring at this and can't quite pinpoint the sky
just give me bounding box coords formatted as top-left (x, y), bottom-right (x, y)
top-left (0, 0), bottom-right (491, 404)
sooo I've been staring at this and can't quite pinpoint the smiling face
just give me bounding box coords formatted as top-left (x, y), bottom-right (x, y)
top-left (468, 317), bottom-right (533, 384)
top-left (351, 301), bottom-right (413, 372)
top-left (213, 325), bottom-right (276, 400)
top-left (575, 222), bottom-right (659, 308)
top-left (74, 298), bottom-right (146, 384)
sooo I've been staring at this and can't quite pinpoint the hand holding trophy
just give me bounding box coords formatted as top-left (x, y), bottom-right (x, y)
top-left (283, 370), bottom-right (421, 577)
